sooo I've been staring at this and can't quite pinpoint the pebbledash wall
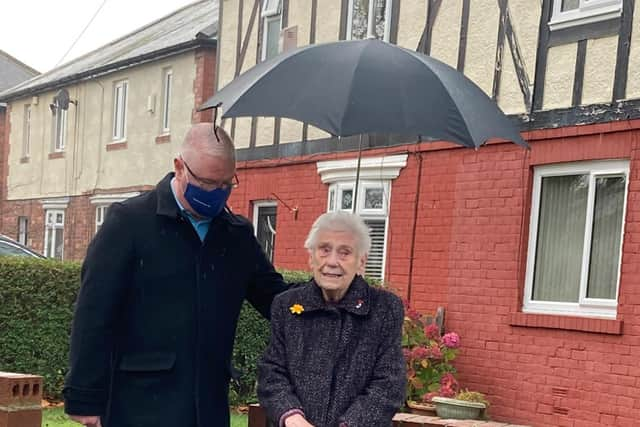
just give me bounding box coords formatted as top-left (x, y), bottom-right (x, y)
top-left (228, 119), bottom-right (640, 427)
top-left (0, 47), bottom-right (215, 259)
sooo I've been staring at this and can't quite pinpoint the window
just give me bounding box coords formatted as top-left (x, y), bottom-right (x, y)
top-left (52, 103), bottom-right (67, 152)
top-left (95, 205), bottom-right (108, 234)
top-left (347, 0), bottom-right (393, 41)
top-left (17, 216), bottom-right (28, 245)
top-left (23, 105), bottom-right (31, 157)
top-left (549, 0), bottom-right (622, 31)
top-left (112, 80), bottom-right (128, 141)
top-left (253, 201), bottom-right (277, 262)
top-left (328, 180), bottom-right (389, 279)
top-left (261, 0), bottom-right (282, 60)
top-left (317, 154), bottom-right (407, 280)
top-left (524, 160), bottom-right (629, 319)
top-left (161, 69), bottom-right (172, 133)
top-left (44, 209), bottom-right (65, 259)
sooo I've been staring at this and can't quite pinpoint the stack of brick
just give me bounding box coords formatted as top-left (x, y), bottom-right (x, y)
top-left (0, 372), bottom-right (42, 427)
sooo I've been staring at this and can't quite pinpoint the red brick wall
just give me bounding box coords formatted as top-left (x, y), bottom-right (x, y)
top-left (230, 120), bottom-right (640, 427)
top-left (192, 46), bottom-right (216, 124)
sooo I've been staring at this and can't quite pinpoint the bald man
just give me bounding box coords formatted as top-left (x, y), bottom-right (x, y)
top-left (64, 123), bottom-right (287, 427)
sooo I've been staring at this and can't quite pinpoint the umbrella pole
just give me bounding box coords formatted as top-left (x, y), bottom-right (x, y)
top-left (352, 134), bottom-right (363, 214)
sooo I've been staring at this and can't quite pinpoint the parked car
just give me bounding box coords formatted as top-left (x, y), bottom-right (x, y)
top-left (0, 235), bottom-right (45, 258)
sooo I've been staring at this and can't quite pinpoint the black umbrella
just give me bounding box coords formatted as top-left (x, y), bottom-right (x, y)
top-left (201, 39), bottom-right (527, 149)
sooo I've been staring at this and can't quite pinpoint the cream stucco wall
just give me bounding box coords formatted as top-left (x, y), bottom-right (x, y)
top-left (543, 43), bottom-right (577, 110)
top-left (396, 0), bottom-right (426, 50)
top-left (625, 0), bottom-right (640, 99)
top-left (582, 36), bottom-right (617, 105)
top-left (7, 51), bottom-right (198, 200)
top-left (429, 2), bottom-right (462, 70)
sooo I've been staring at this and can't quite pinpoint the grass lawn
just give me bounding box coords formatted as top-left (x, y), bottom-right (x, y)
top-left (43, 407), bottom-right (249, 427)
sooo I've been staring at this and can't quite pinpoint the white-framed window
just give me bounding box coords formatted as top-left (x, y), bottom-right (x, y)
top-left (52, 103), bottom-right (67, 152)
top-left (524, 160), bottom-right (629, 319)
top-left (44, 209), bottom-right (65, 259)
top-left (17, 216), bottom-right (28, 245)
top-left (23, 104), bottom-right (31, 157)
top-left (347, 0), bottom-right (393, 41)
top-left (253, 201), bottom-right (278, 262)
top-left (161, 68), bottom-right (172, 133)
top-left (549, 0), bottom-right (622, 31)
top-left (261, 0), bottom-right (282, 61)
top-left (317, 154), bottom-right (407, 280)
top-left (89, 192), bottom-right (140, 234)
top-left (112, 80), bottom-right (128, 141)
top-left (95, 205), bottom-right (108, 234)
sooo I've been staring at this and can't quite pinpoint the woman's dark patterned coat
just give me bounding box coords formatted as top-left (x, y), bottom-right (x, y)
top-left (258, 276), bottom-right (406, 427)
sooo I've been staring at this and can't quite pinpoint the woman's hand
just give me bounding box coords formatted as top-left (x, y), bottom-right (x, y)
top-left (284, 413), bottom-right (315, 427)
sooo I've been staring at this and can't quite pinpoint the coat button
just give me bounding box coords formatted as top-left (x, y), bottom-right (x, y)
top-left (211, 265), bottom-right (215, 271)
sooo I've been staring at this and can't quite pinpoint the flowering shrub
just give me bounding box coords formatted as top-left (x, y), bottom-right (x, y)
top-left (402, 303), bottom-right (460, 403)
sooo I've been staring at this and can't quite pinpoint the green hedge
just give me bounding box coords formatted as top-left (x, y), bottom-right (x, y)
top-left (0, 257), bottom-right (314, 403)
top-left (0, 257), bottom-right (80, 400)
top-left (0, 258), bottom-right (380, 404)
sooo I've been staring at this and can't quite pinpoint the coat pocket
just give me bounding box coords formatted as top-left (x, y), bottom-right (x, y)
top-left (117, 352), bottom-right (176, 372)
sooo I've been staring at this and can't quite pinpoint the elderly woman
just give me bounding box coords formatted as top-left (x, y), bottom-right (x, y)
top-left (258, 211), bottom-right (406, 427)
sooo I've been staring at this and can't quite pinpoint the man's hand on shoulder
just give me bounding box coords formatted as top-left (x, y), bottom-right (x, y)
top-left (68, 415), bottom-right (102, 426)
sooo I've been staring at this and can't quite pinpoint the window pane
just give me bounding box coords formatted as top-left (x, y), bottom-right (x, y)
top-left (56, 213), bottom-right (64, 224)
top-left (54, 228), bottom-right (64, 260)
top-left (372, 0), bottom-right (387, 40)
top-left (341, 189), bottom-right (353, 210)
top-left (329, 189), bottom-right (335, 211)
top-left (265, 16), bottom-right (281, 59)
top-left (532, 175), bottom-right (588, 302)
top-left (364, 218), bottom-right (385, 278)
top-left (561, 0), bottom-right (579, 11)
top-left (256, 205), bottom-right (277, 262)
top-left (350, 0), bottom-right (369, 40)
top-left (365, 188), bottom-right (384, 209)
top-left (163, 71), bottom-right (172, 131)
top-left (45, 228), bottom-right (53, 258)
top-left (587, 176), bottom-right (625, 299)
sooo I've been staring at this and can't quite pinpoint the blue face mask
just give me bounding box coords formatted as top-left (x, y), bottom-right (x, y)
top-left (184, 183), bottom-right (231, 218)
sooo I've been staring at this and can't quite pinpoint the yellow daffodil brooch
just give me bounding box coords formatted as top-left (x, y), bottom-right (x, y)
top-left (289, 304), bottom-right (305, 315)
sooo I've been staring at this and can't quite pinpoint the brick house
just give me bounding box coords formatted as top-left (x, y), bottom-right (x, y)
top-left (0, 0), bottom-right (217, 260)
top-left (216, 1), bottom-right (640, 425)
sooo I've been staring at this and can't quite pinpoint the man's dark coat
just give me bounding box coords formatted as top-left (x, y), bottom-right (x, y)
top-left (64, 173), bottom-right (286, 427)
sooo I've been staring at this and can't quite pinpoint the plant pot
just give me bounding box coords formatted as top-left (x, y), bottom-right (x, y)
top-left (405, 400), bottom-right (437, 416)
top-left (431, 396), bottom-right (486, 420)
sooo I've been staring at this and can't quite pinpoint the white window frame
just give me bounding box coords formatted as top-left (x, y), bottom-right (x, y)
top-left (523, 160), bottom-right (629, 319)
top-left (44, 209), bottom-right (65, 259)
top-left (317, 154), bottom-right (407, 280)
top-left (53, 104), bottom-right (67, 152)
top-left (112, 80), bottom-right (128, 141)
top-left (253, 200), bottom-right (278, 261)
top-left (89, 192), bottom-right (140, 234)
top-left (95, 205), bottom-right (108, 233)
top-left (161, 68), bottom-right (172, 133)
top-left (23, 104), bottom-right (31, 157)
top-left (549, 0), bottom-right (622, 31)
top-left (261, 0), bottom-right (282, 61)
top-left (346, 0), bottom-right (393, 42)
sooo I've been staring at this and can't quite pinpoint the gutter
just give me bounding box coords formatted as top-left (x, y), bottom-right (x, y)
top-left (0, 38), bottom-right (217, 103)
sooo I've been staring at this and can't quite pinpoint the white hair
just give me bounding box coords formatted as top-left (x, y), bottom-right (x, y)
top-left (304, 211), bottom-right (371, 256)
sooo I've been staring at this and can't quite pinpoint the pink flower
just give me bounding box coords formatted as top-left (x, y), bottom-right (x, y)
top-left (428, 343), bottom-right (442, 359)
top-left (424, 323), bottom-right (440, 339)
top-left (422, 392), bottom-right (438, 402)
top-left (442, 332), bottom-right (460, 349)
top-left (411, 346), bottom-right (430, 359)
top-left (402, 348), bottom-right (412, 361)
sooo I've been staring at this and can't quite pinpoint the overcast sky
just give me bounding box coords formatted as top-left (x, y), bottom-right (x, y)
top-left (1, 0), bottom-right (199, 73)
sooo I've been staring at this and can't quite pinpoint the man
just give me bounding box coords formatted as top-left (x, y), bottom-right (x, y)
top-left (258, 212), bottom-right (405, 427)
top-left (64, 123), bottom-right (287, 427)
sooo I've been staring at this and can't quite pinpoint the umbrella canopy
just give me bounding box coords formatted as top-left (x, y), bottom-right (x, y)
top-left (201, 39), bottom-right (527, 148)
